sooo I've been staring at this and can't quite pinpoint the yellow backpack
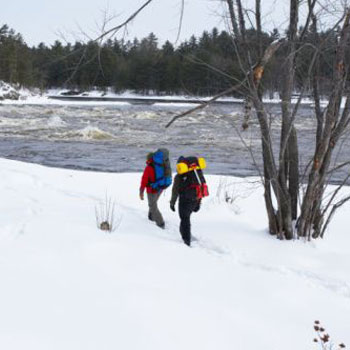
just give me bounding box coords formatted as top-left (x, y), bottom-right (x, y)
top-left (176, 157), bottom-right (206, 174)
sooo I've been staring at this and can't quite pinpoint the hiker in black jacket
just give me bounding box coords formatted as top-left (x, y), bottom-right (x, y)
top-left (170, 157), bottom-right (205, 246)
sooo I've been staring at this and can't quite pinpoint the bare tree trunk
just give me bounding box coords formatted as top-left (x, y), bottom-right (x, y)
top-left (275, 0), bottom-right (299, 239)
top-left (263, 167), bottom-right (279, 235)
top-left (236, 0), bottom-right (246, 43)
top-left (298, 11), bottom-right (350, 237)
top-left (309, 9), bottom-right (323, 146)
top-left (242, 98), bottom-right (252, 130)
top-left (288, 127), bottom-right (299, 220)
top-left (253, 98), bottom-right (282, 236)
top-left (226, 0), bottom-right (240, 38)
top-left (255, 0), bottom-right (262, 57)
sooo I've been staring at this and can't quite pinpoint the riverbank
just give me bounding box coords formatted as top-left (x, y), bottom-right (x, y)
top-left (0, 83), bottom-right (321, 107)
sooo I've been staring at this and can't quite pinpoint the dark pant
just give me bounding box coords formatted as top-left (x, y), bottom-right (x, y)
top-left (178, 198), bottom-right (199, 246)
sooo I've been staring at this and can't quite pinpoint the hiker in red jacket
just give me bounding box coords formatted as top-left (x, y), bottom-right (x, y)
top-left (140, 152), bottom-right (165, 229)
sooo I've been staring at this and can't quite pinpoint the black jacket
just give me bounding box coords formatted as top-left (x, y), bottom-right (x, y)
top-left (170, 173), bottom-right (202, 206)
top-left (170, 174), bottom-right (181, 207)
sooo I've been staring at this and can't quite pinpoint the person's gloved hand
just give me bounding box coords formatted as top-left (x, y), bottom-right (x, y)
top-left (170, 203), bottom-right (175, 212)
top-left (140, 191), bottom-right (144, 200)
top-left (193, 200), bottom-right (201, 212)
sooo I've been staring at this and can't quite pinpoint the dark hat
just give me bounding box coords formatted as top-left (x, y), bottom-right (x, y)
top-left (146, 152), bottom-right (154, 161)
top-left (177, 156), bottom-right (185, 163)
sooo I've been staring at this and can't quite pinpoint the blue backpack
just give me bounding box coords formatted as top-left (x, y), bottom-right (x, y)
top-left (151, 148), bottom-right (172, 191)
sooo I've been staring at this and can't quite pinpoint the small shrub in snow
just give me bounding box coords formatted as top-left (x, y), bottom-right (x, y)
top-left (216, 178), bottom-right (233, 201)
top-left (215, 178), bottom-right (241, 214)
top-left (312, 320), bottom-right (346, 350)
top-left (215, 177), bottom-right (245, 213)
top-left (95, 194), bottom-right (121, 233)
top-left (99, 221), bottom-right (111, 231)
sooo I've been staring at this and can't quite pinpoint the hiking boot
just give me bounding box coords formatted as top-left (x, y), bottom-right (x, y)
top-left (183, 239), bottom-right (191, 247)
top-left (157, 222), bottom-right (165, 229)
top-left (148, 212), bottom-right (154, 221)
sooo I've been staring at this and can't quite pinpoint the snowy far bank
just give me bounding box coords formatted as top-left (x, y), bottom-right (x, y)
top-left (0, 158), bottom-right (349, 350)
top-left (0, 83), bottom-right (330, 107)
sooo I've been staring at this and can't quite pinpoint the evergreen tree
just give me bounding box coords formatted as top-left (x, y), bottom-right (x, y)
top-left (0, 23), bottom-right (344, 98)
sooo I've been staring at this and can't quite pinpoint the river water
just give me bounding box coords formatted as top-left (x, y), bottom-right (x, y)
top-left (1, 102), bottom-right (349, 183)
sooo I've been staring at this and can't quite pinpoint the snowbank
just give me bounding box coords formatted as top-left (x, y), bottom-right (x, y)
top-left (0, 158), bottom-right (349, 350)
top-left (0, 81), bottom-right (20, 100)
top-left (0, 86), bottom-right (332, 107)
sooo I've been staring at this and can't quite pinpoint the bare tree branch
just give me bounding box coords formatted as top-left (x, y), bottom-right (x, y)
top-left (93, 0), bottom-right (154, 43)
top-left (175, 0), bottom-right (185, 44)
top-left (226, 0), bottom-right (240, 38)
top-left (321, 193), bottom-right (350, 237)
top-left (165, 79), bottom-right (248, 128)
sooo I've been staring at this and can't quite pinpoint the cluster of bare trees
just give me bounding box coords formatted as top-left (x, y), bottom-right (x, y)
top-left (98, 0), bottom-right (350, 240)
top-left (220, 0), bottom-right (350, 240)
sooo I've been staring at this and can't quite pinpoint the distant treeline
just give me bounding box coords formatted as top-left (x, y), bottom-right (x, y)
top-left (0, 24), bottom-right (341, 96)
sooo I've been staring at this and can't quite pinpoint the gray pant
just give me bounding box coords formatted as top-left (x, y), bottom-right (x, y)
top-left (147, 192), bottom-right (164, 227)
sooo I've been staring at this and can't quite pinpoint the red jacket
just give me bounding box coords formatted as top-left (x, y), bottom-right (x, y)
top-left (140, 161), bottom-right (159, 194)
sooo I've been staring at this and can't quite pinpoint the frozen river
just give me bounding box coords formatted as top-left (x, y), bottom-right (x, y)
top-left (1, 102), bottom-right (349, 183)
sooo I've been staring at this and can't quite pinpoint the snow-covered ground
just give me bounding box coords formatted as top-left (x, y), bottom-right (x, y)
top-left (0, 158), bottom-right (349, 350)
top-left (0, 81), bottom-right (20, 101)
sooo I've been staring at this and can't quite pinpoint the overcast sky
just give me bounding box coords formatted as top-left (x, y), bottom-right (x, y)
top-left (3, 1), bottom-right (292, 47)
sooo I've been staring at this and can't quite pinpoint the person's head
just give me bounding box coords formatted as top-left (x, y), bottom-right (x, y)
top-left (146, 152), bottom-right (154, 161)
top-left (177, 156), bottom-right (185, 163)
